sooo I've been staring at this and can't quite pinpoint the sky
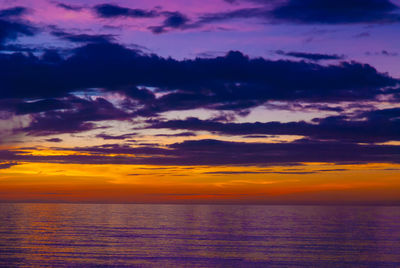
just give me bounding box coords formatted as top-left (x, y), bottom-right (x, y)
top-left (0, 0), bottom-right (399, 204)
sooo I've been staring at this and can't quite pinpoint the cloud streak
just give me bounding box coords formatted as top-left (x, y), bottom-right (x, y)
top-left (147, 107), bottom-right (400, 143)
top-left (200, 0), bottom-right (400, 25)
top-left (1, 139), bottom-right (400, 166)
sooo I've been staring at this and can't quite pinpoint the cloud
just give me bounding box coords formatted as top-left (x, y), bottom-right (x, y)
top-left (365, 50), bottom-right (399, 57)
top-left (202, 170), bottom-right (316, 175)
top-left (54, 2), bottom-right (84, 12)
top-left (200, 0), bottom-right (400, 25)
top-left (0, 162), bottom-right (18, 169)
top-left (50, 30), bottom-right (115, 44)
top-left (0, 43), bottom-right (397, 119)
top-left (93, 4), bottom-right (158, 19)
top-left (275, 50), bottom-right (345, 61)
top-left (92, 4), bottom-right (193, 34)
top-left (147, 108), bottom-right (400, 143)
top-left (1, 139), bottom-right (399, 166)
top-left (155, 132), bottom-right (197, 137)
top-left (0, 7), bottom-right (29, 18)
top-left (198, 8), bottom-right (264, 25)
top-left (18, 97), bottom-right (130, 136)
top-left (148, 12), bottom-right (191, 34)
top-left (270, 0), bottom-right (400, 24)
top-left (15, 99), bottom-right (70, 115)
top-left (45, 138), bottom-right (63, 142)
top-left (96, 132), bottom-right (137, 140)
top-left (0, 19), bottom-right (36, 45)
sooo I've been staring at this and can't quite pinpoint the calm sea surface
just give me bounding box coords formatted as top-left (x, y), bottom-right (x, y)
top-left (0, 204), bottom-right (399, 267)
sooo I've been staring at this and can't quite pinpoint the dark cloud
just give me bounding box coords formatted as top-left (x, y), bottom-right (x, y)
top-left (18, 97), bottom-right (130, 136)
top-left (0, 43), bottom-right (397, 120)
top-left (365, 50), bottom-right (399, 57)
top-left (60, 143), bottom-right (172, 157)
top-left (198, 8), bottom-right (263, 25)
top-left (201, 0), bottom-right (400, 25)
top-left (271, 0), bottom-right (400, 24)
top-left (2, 139), bottom-right (399, 166)
top-left (96, 132), bottom-right (137, 140)
top-left (148, 12), bottom-right (190, 34)
top-left (0, 7), bottom-right (29, 18)
top-left (94, 4), bottom-right (158, 18)
top-left (0, 43), bottom-right (38, 52)
top-left (55, 3), bottom-right (84, 12)
top-left (164, 139), bottom-right (400, 165)
top-left (147, 108), bottom-right (400, 143)
top-left (162, 12), bottom-right (189, 27)
top-left (15, 99), bottom-right (70, 115)
top-left (267, 171), bottom-right (316, 175)
top-left (0, 162), bottom-right (18, 169)
top-left (0, 97), bottom-right (71, 119)
top-left (93, 4), bottom-right (192, 34)
top-left (122, 86), bottom-right (155, 101)
top-left (155, 132), bottom-right (197, 137)
top-left (223, 0), bottom-right (238, 4)
top-left (381, 50), bottom-right (398, 56)
top-left (314, 169), bottom-right (348, 172)
top-left (51, 30), bottom-right (115, 44)
top-left (275, 50), bottom-right (345, 61)
top-left (203, 171), bottom-right (271, 174)
top-left (45, 138), bottom-right (63, 142)
top-left (0, 19), bottom-right (36, 45)
top-left (243, 135), bottom-right (270, 138)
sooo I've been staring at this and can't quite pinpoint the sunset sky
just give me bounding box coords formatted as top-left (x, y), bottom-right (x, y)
top-left (0, 0), bottom-right (400, 204)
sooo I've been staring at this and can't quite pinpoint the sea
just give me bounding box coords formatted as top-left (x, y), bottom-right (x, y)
top-left (0, 204), bottom-right (399, 267)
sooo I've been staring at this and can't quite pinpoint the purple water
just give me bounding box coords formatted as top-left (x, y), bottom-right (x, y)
top-left (0, 204), bottom-right (399, 267)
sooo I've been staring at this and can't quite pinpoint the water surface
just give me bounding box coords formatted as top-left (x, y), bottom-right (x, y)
top-left (0, 204), bottom-right (399, 267)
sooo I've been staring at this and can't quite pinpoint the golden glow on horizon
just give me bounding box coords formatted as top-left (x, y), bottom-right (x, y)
top-left (1, 161), bottom-right (399, 204)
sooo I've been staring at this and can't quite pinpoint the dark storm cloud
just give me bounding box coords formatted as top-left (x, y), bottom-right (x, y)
top-left (201, 0), bottom-right (400, 25)
top-left (94, 4), bottom-right (158, 18)
top-left (275, 50), bottom-right (345, 61)
top-left (147, 107), bottom-right (400, 143)
top-left (1, 139), bottom-right (400, 166)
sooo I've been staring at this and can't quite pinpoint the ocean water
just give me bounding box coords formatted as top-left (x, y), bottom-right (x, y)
top-left (0, 204), bottom-right (399, 267)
